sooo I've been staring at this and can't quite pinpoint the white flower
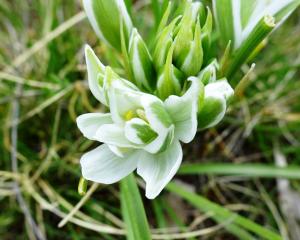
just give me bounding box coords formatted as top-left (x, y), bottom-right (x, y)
top-left (77, 45), bottom-right (203, 199)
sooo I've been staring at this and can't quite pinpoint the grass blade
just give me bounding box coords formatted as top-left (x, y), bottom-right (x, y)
top-left (120, 174), bottom-right (152, 240)
top-left (167, 182), bottom-right (281, 240)
top-left (179, 163), bottom-right (300, 179)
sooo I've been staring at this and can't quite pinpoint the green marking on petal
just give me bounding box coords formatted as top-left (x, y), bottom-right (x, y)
top-left (197, 97), bottom-right (225, 130)
top-left (158, 127), bottom-right (174, 153)
top-left (150, 101), bottom-right (173, 128)
top-left (131, 123), bottom-right (158, 144)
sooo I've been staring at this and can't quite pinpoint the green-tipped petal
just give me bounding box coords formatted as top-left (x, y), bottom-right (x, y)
top-left (125, 118), bottom-right (158, 145)
top-left (85, 45), bottom-right (107, 105)
top-left (165, 77), bottom-right (204, 143)
top-left (197, 95), bottom-right (226, 130)
top-left (141, 94), bottom-right (175, 153)
top-left (197, 79), bottom-right (234, 129)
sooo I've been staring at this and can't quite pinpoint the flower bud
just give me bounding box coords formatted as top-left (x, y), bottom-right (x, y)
top-left (153, 16), bottom-right (180, 72)
top-left (173, 1), bottom-right (203, 76)
top-left (83, 0), bottom-right (133, 51)
top-left (128, 29), bottom-right (156, 91)
top-left (156, 44), bottom-right (183, 100)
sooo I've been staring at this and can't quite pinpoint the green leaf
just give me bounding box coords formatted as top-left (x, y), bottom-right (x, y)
top-left (167, 182), bottom-right (282, 240)
top-left (179, 163), bottom-right (300, 179)
top-left (225, 15), bottom-right (275, 78)
top-left (83, 0), bottom-right (132, 51)
top-left (120, 174), bottom-right (152, 240)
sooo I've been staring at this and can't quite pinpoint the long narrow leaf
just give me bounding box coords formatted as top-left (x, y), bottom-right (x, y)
top-left (179, 163), bottom-right (300, 179)
top-left (120, 174), bottom-right (152, 240)
top-left (167, 182), bottom-right (281, 240)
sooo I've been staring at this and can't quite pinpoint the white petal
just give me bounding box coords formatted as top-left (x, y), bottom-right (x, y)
top-left (198, 95), bottom-right (227, 129)
top-left (141, 94), bottom-right (173, 132)
top-left (76, 113), bottom-right (112, 140)
top-left (95, 123), bottom-right (138, 148)
top-left (107, 145), bottom-right (128, 158)
top-left (85, 45), bottom-right (107, 105)
top-left (137, 140), bottom-right (183, 199)
top-left (205, 79), bottom-right (234, 100)
top-left (143, 126), bottom-right (174, 154)
top-left (108, 85), bottom-right (142, 123)
top-left (164, 77), bottom-right (203, 143)
top-left (81, 144), bottom-right (139, 184)
top-left (197, 79), bottom-right (233, 130)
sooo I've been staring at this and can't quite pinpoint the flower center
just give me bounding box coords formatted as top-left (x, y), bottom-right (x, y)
top-left (124, 109), bottom-right (148, 122)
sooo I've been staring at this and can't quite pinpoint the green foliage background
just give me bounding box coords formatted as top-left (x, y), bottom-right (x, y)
top-left (0, 0), bottom-right (300, 239)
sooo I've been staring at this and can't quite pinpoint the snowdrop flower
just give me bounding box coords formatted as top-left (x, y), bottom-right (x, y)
top-left (77, 45), bottom-right (204, 199)
top-left (78, 0), bottom-right (236, 199)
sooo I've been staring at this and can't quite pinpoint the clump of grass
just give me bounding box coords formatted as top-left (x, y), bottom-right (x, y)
top-left (1, 1), bottom-right (300, 239)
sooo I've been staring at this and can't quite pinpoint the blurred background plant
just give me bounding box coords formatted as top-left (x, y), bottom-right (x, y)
top-left (0, 0), bottom-right (300, 239)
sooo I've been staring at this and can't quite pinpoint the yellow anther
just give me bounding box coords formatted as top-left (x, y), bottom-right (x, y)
top-left (124, 110), bottom-right (135, 121)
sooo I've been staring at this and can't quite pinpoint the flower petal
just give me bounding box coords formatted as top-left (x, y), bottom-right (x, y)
top-left (143, 125), bottom-right (174, 154)
top-left (108, 83), bottom-right (142, 123)
top-left (81, 144), bottom-right (139, 184)
top-left (95, 123), bottom-right (138, 148)
top-left (137, 140), bottom-right (183, 199)
top-left (141, 94), bottom-right (173, 132)
top-left (205, 79), bottom-right (234, 100)
top-left (107, 145), bottom-right (129, 158)
top-left (197, 79), bottom-right (234, 129)
top-left (164, 77), bottom-right (204, 143)
top-left (85, 45), bottom-right (107, 105)
top-left (124, 118), bottom-right (158, 145)
top-left (76, 113), bottom-right (113, 140)
top-left (197, 95), bottom-right (226, 129)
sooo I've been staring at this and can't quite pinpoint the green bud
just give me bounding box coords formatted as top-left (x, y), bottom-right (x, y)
top-left (201, 7), bottom-right (213, 55)
top-left (83, 0), bottom-right (133, 51)
top-left (173, 1), bottom-right (203, 76)
top-left (78, 177), bottom-right (88, 196)
top-left (128, 29), bottom-right (156, 91)
top-left (153, 16), bottom-right (181, 71)
top-left (156, 44), bottom-right (183, 100)
top-left (198, 60), bottom-right (219, 85)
